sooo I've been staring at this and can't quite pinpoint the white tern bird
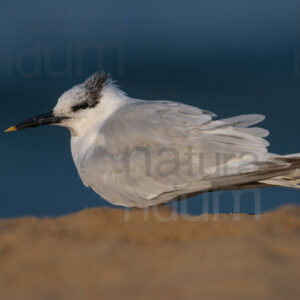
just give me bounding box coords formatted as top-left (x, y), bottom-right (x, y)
top-left (5, 72), bottom-right (300, 207)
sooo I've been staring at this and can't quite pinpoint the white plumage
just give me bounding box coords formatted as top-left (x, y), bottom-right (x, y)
top-left (61, 73), bottom-right (300, 207)
top-left (7, 73), bottom-right (300, 207)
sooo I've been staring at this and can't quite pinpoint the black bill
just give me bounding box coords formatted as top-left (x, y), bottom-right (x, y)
top-left (4, 111), bottom-right (68, 132)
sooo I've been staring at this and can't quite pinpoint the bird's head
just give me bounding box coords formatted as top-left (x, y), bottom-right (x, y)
top-left (5, 72), bottom-right (111, 136)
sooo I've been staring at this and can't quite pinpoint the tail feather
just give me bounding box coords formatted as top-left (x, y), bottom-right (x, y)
top-left (258, 155), bottom-right (300, 189)
top-left (259, 177), bottom-right (300, 189)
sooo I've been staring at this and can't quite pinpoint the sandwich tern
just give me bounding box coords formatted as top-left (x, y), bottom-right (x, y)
top-left (5, 72), bottom-right (300, 207)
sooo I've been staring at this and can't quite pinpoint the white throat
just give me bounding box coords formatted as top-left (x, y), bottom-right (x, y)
top-left (69, 83), bottom-right (131, 165)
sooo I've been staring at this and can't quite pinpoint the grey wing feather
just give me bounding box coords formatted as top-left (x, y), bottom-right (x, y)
top-left (82, 100), bottom-right (292, 207)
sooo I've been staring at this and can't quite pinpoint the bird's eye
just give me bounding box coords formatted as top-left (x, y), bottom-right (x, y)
top-left (72, 102), bottom-right (90, 112)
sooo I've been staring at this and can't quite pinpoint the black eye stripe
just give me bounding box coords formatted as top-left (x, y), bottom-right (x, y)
top-left (72, 102), bottom-right (90, 112)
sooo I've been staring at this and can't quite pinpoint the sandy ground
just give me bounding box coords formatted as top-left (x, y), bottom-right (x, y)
top-left (0, 205), bottom-right (299, 300)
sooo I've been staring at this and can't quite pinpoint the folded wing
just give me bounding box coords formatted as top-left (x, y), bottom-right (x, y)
top-left (82, 100), bottom-right (300, 207)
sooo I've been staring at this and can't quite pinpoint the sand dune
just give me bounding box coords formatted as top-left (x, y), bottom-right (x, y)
top-left (0, 205), bottom-right (299, 299)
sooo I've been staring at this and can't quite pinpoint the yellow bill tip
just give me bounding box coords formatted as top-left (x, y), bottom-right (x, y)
top-left (4, 126), bottom-right (17, 133)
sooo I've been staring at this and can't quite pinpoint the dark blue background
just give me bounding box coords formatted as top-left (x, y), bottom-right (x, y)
top-left (1, 0), bottom-right (300, 217)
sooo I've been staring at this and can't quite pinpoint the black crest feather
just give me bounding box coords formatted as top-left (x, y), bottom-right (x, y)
top-left (72, 72), bottom-right (109, 112)
top-left (84, 72), bottom-right (108, 106)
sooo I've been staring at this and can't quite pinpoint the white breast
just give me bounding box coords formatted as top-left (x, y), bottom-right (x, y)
top-left (70, 84), bottom-right (133, 173)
